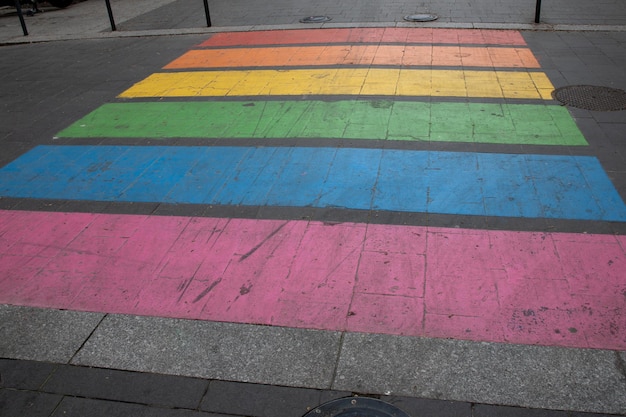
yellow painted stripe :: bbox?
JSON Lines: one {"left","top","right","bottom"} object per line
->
{"left": 119, "top": 69, "right": 555, "bottom": 100}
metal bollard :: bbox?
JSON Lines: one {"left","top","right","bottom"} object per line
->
{"left": 14, "top": 0, "right": 28, "bottom": 36}
{"left": 534, "top": 0, "right": 542, "bottom": 23}
{"left": 102, "top": 0, "right": 210, "bottom": 31}
{"left": 203, "top": 0, "right": 212, "bottom": 27}
{"left": 105, "top": 0, "right": 116, "bottom": 31}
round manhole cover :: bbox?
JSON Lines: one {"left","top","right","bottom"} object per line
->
{"left": 403, "top": 14, "right": 438, "bottom": 22}
{"left": 303, "top": 397, "right": 411, "bottom": 417}
{"left": 552, "top": 85, "right": 626, "bottom": 111}
{"left": 300, "top": 16, "right": 332, "bottom": 23}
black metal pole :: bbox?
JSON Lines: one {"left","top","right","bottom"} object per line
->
{"left": 534, "top": 0, "right": 542, "bottom": 23}
{"left": 105, "top": 0, "right": 117, "bottom": 31}
{"left": 203, "top": 0, "right": 212, "bottom": 27}
{"left": 14, "top": 0, "right": 28, "bottom": 36}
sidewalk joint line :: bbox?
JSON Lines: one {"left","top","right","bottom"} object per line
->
{"left": 67, "top": 313, "right": 109, "bottom": 365}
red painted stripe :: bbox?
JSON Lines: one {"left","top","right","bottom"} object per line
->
{"left": 199, "top": 28, "right": 528, "bottom": 48}
{"left": 1, "top": 210, "right": 624, "bottom": 350}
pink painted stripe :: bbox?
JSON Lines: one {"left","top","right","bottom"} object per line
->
{"left": 0, "top": 209, "right": 624, "bottom": 350}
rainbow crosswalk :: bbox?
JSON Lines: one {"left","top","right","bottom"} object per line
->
{"left": 0, "top": 28, "right": 625, "bottom": 350}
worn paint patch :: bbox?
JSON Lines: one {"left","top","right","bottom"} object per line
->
{"left": 0, "top": 210, "right": 624, "bottom": 350}
{"left": 0, "top": 145, "right": 623, "bottom": 221}
{"left": 57, "top": 101, "right": 587, "bottom": 146}
{"left": 118, "top": 69, "right": 555, "bottom": 100}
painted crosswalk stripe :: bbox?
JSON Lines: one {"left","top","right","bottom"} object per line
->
{"left": 57, "top": 101, "right": 587, "bottom": 146}
{"left": 118, "top": 69, "right": 555, "bottom": 99}
{"left": 1, "top": 209, "right": 624, "bottom": 350}
{"left": 1, "top": 145, "right": 624, "bottom": 221}
{"left": 198, "top": 28, "right": 529, "bottom": 47}
{"left": 165, "top": 45, "right": 540, "bottom": 69}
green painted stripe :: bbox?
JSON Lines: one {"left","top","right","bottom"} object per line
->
{"left": 58, "top": 101, "right": 587, "bottom": 146}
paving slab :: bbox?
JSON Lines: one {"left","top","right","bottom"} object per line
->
{"left": 49, "top": 396, "right": 219, "bottom": 417}
{"left": 0, "top": 304, "right": 103, "bottom": 362}
{"left": 200, "top": 380, "right": 350, "bottom": 417}
{"left": 333, "top": 332, "right": 626, "bottom": 414}
{"left": 0, "top": 358, "right": 59, "bottom": 390}
{"left": 385, "top": 397, "right": 472, "bottom": 417}
{"left": 70, "top": 314, "right": 342, "bottom": 388}
{"left": 0, "top": 389, "right": 63, "bottom": 417}
{"left": 42, "top": 365, "right": 210, "bottom": 409}
{"left": 473, "top": 404, "right": 569, "bottom": 417}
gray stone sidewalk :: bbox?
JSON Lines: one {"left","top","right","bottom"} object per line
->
{"left": 1, "top": 0, "right": 626, "bottom": 45}
{"left": 6, "top": 353, "right": 614, "bottom": 417}
{"left": 2, "top": 305, "right": 626, "bottom": 415}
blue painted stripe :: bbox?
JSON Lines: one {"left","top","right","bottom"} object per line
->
{"left": 1, "top": 145, "right": 625, "bottom": 221}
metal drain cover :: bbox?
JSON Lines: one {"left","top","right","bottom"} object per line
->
{"left": 300, "top": 16, "right": 332, "bottom": 23}
{"left": 303, "top": 397, "right": 411, "bottom": 417}
{"left": 552, "top": 85, "right": 626, "bottom": 111}
{"left": 403, "top": 14, "right": 438, "bottom": 22}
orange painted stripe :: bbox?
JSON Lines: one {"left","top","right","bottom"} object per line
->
{"left": 199, "top": 28, "right": 528, "bottom": 47}
{"left": 165, "top": 45, "right": 539, "bottom": 69}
